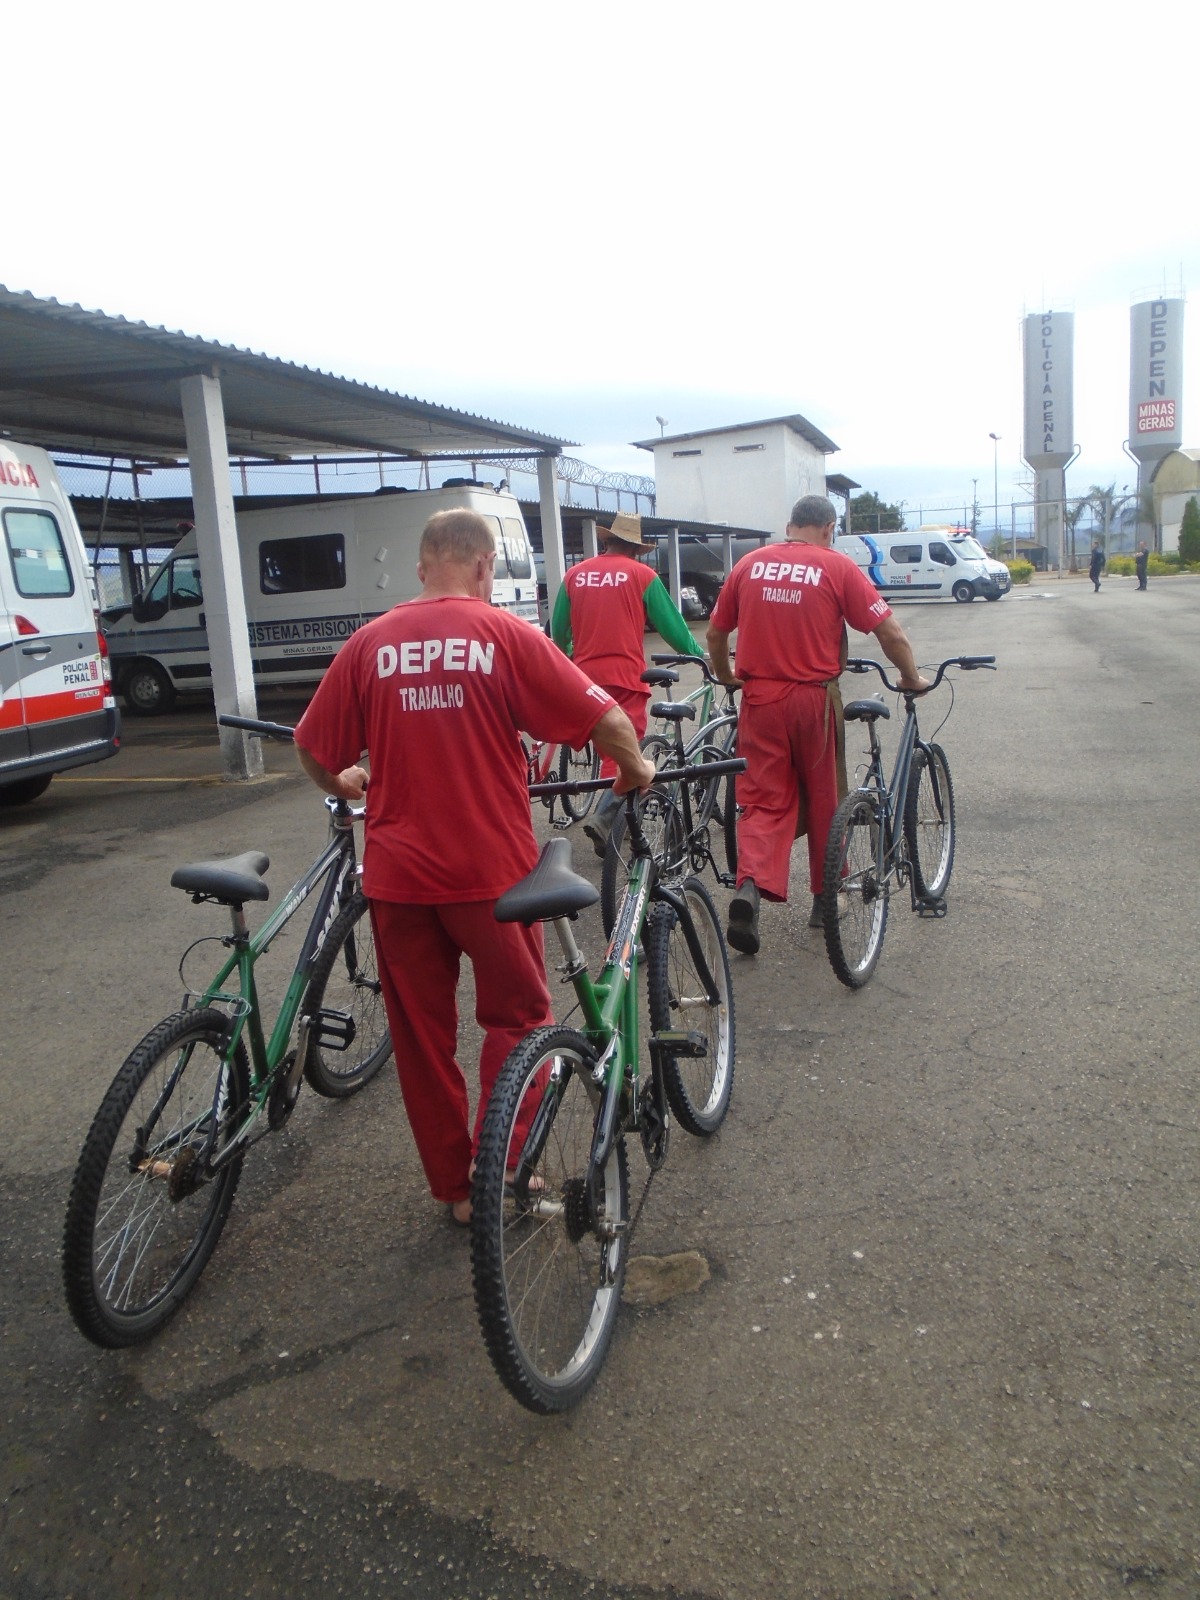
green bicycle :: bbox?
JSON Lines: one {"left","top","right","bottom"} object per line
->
{"left": 471, "top": 756, "right": 744, "bottom": 1413}
{"left": 62, "top": 714, "right": 390, "bottom": 1348}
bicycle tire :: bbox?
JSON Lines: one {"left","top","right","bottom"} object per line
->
{"left": 471, "top": 1026, "right": 629, "bottom": 1414}
{"left": 721, "top": 770, "right": 739, "bottom": 878}
{"left": 822, "top": 792, "right": 889, "bottom": 989}
{"left": 558, "top": 741, "right": 602, "bottom": 822}
{"left": 904, "top": 743, "right": 956, "bottom": 901}
{"left": 686, "top": 742, "right": 730, "bottom": 831}
{"left": 600, "top": 783, "right": 687, "bottom": 938}
{"left": 647, "top": 877, "right": 735, "bottom": 1135}
{"left": 303, "top": 893, "right": 393, "bottom": 1097}
{"left": 62, "top": 1009, "right": 249, "bottom": 1347}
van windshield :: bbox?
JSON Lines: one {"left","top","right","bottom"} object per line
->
{"left": 951, "top": 537, "right": 987, "bottom": 561}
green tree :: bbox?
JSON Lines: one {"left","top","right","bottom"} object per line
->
{"left": 1180, "top": 497, "right": 1200, "bottom": 565}
{"left": 847, "top": 491, "right": 905, "bottom": 535}
{"left": 1084, "top": 482, "right": 1135, "bottom": 553}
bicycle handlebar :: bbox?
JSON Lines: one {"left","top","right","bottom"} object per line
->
{"left": 218, "top": 714, "right": 296, "bottom": 743}
{"left": 650, "top": 653, "right": 738, "bottom": 691}
{"left": 529, "top": 756, "right": 745, "bottom": 800}
{"left": 844, "top": 654, "right": 996, "bottom": 695}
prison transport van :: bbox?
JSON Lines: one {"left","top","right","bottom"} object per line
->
{"left": 0, "top": 442, "right": 120, "bottom": 804}
{"left": 103, "top": 482, "right": 540, "bottom": 714}
{"left": 836, "top": 529, "right": 1004, "bottom": 602}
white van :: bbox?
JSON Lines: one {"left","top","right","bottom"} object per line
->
{"left": 0, "top": 442, "right": 120, "bottom": 804}
{"left": 104, "top": 482, "right": 539, "bottom": 713}
{"left": 836, "top": 530, "right": 1004, "bottom": 602}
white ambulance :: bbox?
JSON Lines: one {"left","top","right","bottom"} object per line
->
{"left": 0, "top": 442, "right": 120, "bottom": 804}
{"left": 103, "top": 481, "right": 540, "bottom": 714}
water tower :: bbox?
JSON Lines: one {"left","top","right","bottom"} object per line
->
{"left": 1127, "top": 297, "right": 1184, "bottom": 549}
{"left": 1022, "top": 310, "right": 1076, "bottom": 569}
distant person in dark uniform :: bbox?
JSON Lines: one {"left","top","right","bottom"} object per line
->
{"left": 1089, "top": 542, "right": 1105, "bottom": 592}
{"left": 1135, "top": 544, "right": 1149, "bottom": 590}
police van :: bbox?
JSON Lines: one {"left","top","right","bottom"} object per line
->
{"left": 836, "top": 529, "right": 1004, "bottom": 602}
{"left": 0, "top": 442, "right": 120, "bottom": 804}
{"left": 103, "top": 482, "right": 540, "bottom": 713}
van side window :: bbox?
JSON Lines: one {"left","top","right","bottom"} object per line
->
{"left": 890, "top": 544, "right": 923, "bottom": 565}
{"left": 260, "top": 534, "right": 346, "bottom": 594}
{"left": 481, "top": 517, "right": 511, "bottom": 580}
{"left": 3, "top": 509, "right": 74, "bottom": 599}
{"left": 928, "top": 542, "right": 956, "bottom": 566}
{"left": 501, "top": 518, "right": 533, "bottom": 579}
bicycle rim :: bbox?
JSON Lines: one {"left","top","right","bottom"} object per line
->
{"left": 63, "top": 1010, "right": 248, "bottom": 1346}
{"left": 823, "top": 795, "right": 889, "bottom": 988}
{"left": 471, "top": 1028, "right": 628, "bottom": 1413}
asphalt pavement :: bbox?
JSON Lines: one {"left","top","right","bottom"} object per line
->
{"left": 2, "top": 574, "right": 1198, "bottom": 1599}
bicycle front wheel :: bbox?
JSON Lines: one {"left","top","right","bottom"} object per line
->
{"left": 471, "top": 1026, "right": 629, "bottom": 1414}
{"left": 600, "top": 785, "right": 687, "bottom": 937}
{"left": 822, "top": 792, "right": 889, "bottom": 989}
{"left": 303, "top": 893, "right": 393, "bottom": 1097}
{"left": 558, "top": 741, "right": 602, "bottom": 821}
{"left": 647, "top": 877, "right": 735, "bottom": 1135}
{"left": 62, "top": 1009, "right": 249, "bottom": 1347}
{"left": 904, "top": 743, "right": 956, "bottom": 900}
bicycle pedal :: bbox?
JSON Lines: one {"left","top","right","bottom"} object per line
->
{"left": 649, "top": 1029, "right": 708, "bottom": 1059}
{"left": 311, "top": 1007, "right": 357, "bottom": 1050}
{"left": 916, "top": 897, "right": 947, "bottom": 919}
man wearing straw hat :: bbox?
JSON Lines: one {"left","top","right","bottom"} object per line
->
{"left": 551, "top": 511, "right": 704, "bottom": 855}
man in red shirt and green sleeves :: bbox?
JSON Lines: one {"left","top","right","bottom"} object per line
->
{"left": 295, "top": 509, "right": 654, "bottom": 1225}
{"left": 550, "top": 511, "right": 703, "bottom": 856}
{"left": 707, "top": 494, "right": 926, "bottom": 957}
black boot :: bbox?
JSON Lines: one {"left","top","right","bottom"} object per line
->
{"left": 727, "top": 879, "right": 761, "bottom": 955}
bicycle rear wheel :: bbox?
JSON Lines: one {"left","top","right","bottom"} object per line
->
{"left": 558, "top": 741, "right": 602, "bottom": 821}
{"left": 303, "top": 893, "right": 392, "bottom": 1097}
{"left": 647, "top": 877, "right": 735, "bottom": 1135}
{"left": 904, "top": 743, "right": 956, "bottom": 900}
{"left": 62, "top": 1009, "right": 249, "bottom": 1347}
{"left": 822, "top": 792, "right": 889, "bottom": 989}
{"left": 471, "top": 1026, "right": 629, "bottom": 1414}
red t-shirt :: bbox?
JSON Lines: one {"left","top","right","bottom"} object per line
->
{"left": 294, "top": 595, "right": 614, "bottom": 904}
{"left": 709, "top": 540, "right": 892, "bottom": 703}
{"left": 565, "top": 553, "right": 656, "bottom": 694}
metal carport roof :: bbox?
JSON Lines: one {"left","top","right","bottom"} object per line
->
{"left": 0, "top": 285, "right": 572, "bottom": 462}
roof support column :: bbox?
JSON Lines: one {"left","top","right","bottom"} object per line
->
{"left": 666, "top": 527, "right": 682, "bottom": 606}
{"left": 582, "top": 517, "right": 599, "bottom": 560}
{"left": 721, "top": 530, "right": 734, "bottom": 579}
{"left": 537, "top": 456, "right": 567, "bottom": 615}
{"left": 180, "top": 372, "right": 263, "bottom": 780}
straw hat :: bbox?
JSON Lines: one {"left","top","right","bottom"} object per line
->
{"left": 601, "top": 512, "right": 650, "bottom": 548}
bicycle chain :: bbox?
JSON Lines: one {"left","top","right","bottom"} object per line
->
{"left": 624, "top": 1160, "right": 657, "bottom": 1252}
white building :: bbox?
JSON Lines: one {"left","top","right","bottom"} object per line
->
{"left": 632, "top": 414, "right": 838, "bottom": 535}
{"left": 1150, "top": 448, "right": 1200, "bottom": 553}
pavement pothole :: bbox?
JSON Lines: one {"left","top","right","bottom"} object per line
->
{"left": 623, "top": 1250, "right": 710, "bottom": 1307}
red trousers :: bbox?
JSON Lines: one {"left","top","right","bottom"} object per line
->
{"left": 590, "top": 684, "right": 648, "bottom": 780}
{"left": 735, "top": 685, "right": 838, "bottom": 902}
{"left": 368, "top": 899, "right": 553, "bottom": 1204}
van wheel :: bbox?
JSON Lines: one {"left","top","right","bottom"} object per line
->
{"left": 952, "top": 582, "right": 975, "bottom": 603}
{"left": 123, "top": 661, "right": 176, "bottom": 716}
{"left": 0, "top": 774, "right": 53, "bottom": 806}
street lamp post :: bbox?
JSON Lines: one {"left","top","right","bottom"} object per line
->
{"left": 988, "top": 433, "right": 1002, "bottom": 557}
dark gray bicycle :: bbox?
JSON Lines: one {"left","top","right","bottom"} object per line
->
{"left": 821, "top": 654, "right": 996, "bottom": 989}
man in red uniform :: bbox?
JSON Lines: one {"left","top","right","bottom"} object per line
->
{"left": 550, "top": 511, "right": 703, "bottom": 855}
{"left": 295, "top": 509, "right": 654, "bottom": 1224}
{"left": 707, "top": 494, "right": 926, "bottom": 956}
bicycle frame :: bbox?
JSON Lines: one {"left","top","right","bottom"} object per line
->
{"left": 522, "top": 769, "right": 735, "bottom": 1203}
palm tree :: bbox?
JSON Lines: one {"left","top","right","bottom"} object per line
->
{"left": 1064, "top": 497, "right": 1090, "bottom": 573}
{"left": 1084, "top": 483, "right": 1135, "bottom": 557}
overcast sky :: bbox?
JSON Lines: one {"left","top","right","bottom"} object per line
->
{"left": 6, "top": 0, "right": 1197, "bottom": 522}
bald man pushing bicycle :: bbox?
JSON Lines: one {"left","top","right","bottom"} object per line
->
{"left": 706, "top": 494, "right": 927, "bottom": 956}
{"left": 295, "top": 509, "right": 654, "bottom": 1225}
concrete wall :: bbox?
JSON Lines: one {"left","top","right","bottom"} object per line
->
{"left": 649, "top": 423, "right": 827, "bottom": 534}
